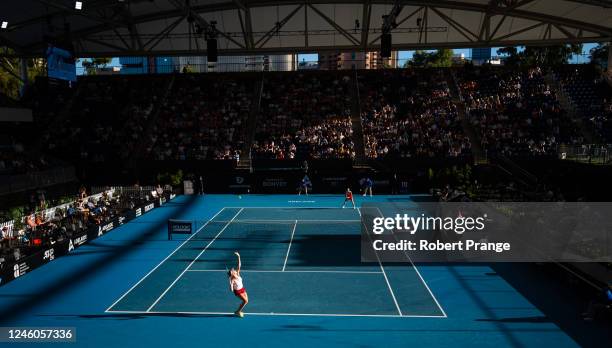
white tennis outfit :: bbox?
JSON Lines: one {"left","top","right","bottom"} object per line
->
{"left": 231, "top": 276, "right": 244, "bottom": 291}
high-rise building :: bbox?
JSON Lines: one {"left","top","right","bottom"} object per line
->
{"left": 318, "top": 51, "right": 398, "bottom": 70}
{"left": 471, "top": 48, "right": 492, "bottom": 66}
{"left": 119, "top": 55, "right": 297, "bottom": 74}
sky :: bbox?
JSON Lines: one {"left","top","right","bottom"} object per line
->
{"left": 76, "top": 43, "right": 600, "bottom": 74}
{"left": 298, "top": 43, "right": 598, "bottom": 64}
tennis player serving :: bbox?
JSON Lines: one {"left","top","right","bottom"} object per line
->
{"left": 228, "top": 251, "right": 248, "bottom": 317}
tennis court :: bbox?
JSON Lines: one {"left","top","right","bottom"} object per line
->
{"left": 0, "top": 194, "right": 587, "bottom": 347}
{"left": 107, "top": 207, "right": 446, "bottom": 318}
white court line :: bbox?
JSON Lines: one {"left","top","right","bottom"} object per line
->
{"left": 145, "top": 208, "right": 244, "bottom": 312}
{"left": 215, "top": 219, "right": 361, "bottom": 223}
{"left": 105, "top": 207, "right": 227, "bottom": 312}
{"left": 223, "top": 207, "right": 355, "bottom": 209}
{"left": 374, "top": 206, "right": 447, "bottom": 318}
{"left": 105, "top": 310, "right": 445, "bottom": 318}
{"left": 186, "top": 269, "right": 383, "bottom": 274}
{"left": 359, "top": 207, "right": 403, "bottom": 317}
{"left": 282, "top": 220, "right": 298, "bottom": 271}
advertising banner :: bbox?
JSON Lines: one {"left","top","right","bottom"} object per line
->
{"left": 0, "top": 194, "right": 174, "bottom": 287}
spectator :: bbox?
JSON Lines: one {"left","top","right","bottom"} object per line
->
{"left": 252, "top": 73, "right": 355, "bottom": 160}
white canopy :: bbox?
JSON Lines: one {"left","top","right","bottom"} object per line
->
{"left": 1, "top": 0, "right": 611, "bottom": 57}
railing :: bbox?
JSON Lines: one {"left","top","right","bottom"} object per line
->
{"left": 0, "top": 188, "right": 116, "bottom": 238}
{"left": 490, "top": 154, "right": 539, "bottom": 189}
{"left": 559, "top": 144, "right": 612, "bottom": 165}
{"left": 91, "top": 186, "right": 157, "bottom": 199}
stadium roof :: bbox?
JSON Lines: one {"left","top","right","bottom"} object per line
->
{"left": 1, "top": 0, "right": 611, "bottom": 57}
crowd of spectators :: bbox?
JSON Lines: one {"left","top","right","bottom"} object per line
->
{"left": 459, "top": 66, "right": 581, "bottom": 157}
{"left": 0, "top": 186, "right": 164, "bottom": 270}
{"left": 39, "top": 75, "right": 168, "bottom": 162}
{"left": 359, "top": 69, "right": 471, "bottom": 159}
{"left": 555, "top": 65, "right": 612, "bottom": 142}
{"left": 10, "top": 65, "right": 609, "bottom": 166}
{"left": 147, "top": 74, "right": 252, "bottom": 160}
{"left": 251, "top": 72, "right": 355, "bottom": 160}
{"left": 0, "top": 124, "right": 55, "bottom": 176}
{"left": 0, "top": 141, "right": 50, "bottom": 175}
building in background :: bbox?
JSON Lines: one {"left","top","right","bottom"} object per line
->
{"left": 118, "top": 55, "right": 296, "bottom": 74}
{"left": 176, "top": 55, "right": 296, "bottom": 73}
{"left": 118, "top": 57, "right": 175, "bottom": 74}
{"left": 471, "top": 47, "right": 492, "bottom": 65}
{"left": 118, "top": 57, "right": 146, "bottom": 74}
{"left": 452, "top": 52, "right": 467, "bottom": 65}
{"left": 319, "top": 51, "right": 398, "bottom": 70}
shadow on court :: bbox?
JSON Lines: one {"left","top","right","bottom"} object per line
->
{"left": 265, "top": 325, "right": 565, "bottom": 334}
{"left": 36, "top": 313, "right": 232, "bottom": 320}
{"left": 476, "top": 316, "right": 550, "bottom": 323}
{"left": 287, "top": 234, "right": 364, "bottom": 268}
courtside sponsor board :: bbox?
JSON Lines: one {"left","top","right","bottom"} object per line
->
{"left": 0, "top": 193, "right": 176, "bottom": 287}
{"left": 168, "top": 220, "right": 192, "bottom": 234}
{"left": 361, "top": 202, "right": 612, "bottom": 263}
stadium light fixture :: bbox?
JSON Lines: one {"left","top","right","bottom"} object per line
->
{"left": 1, "top": 21, "right": 7, "bottom": 29}
{"left": 75, "top": 1, "right": 83, "bottom": 10}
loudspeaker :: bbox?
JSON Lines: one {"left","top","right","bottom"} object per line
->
{"left": 381, "top": 33, "right": 391, "bottom": 58}
{"left": 207, "top": 38, "right": 218, "bottom": 62}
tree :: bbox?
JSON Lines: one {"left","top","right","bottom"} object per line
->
{"left": 80, "top": 57, "right": 112, "bottom": 75}
{"left": 496, "top": 46, "right": 522, "bottom": 66}
{"left": 431, "top": 49, "right": 453, "bottom": 67}
{"left": 410, "top": 50, "right": 431, "bottom": 67}
{"left": 406, "top": 49, "right": 454, "bottom": 68}
{"left": 590, "top": 43, "right": 609, "bottom": 69}
{"left": 497, "top": 44, "right": 583, "bottom": 67}
{"left": 0, "top": 47, "right": 47, "bottom": 99}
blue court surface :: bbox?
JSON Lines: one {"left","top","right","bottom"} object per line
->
{"left": 0, "top": 195, "right": 593, "bottom": 347}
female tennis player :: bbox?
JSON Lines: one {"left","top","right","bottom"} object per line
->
{"left": 341, "top": 188, "right": 356, "bottom": 209}
{"left": 228, "top": 251, "right": 248, "bottom": 317}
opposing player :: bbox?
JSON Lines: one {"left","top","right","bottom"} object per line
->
{"left": 298, "top": 175, "right": 311, "bottom": 195}
{"left": 362, "top": 177, "right": 373, "bottom": 197}
{"left": 228, "top": 251, "right": 248, "bottom": 317}
{"left": 342, "top": 188, "right": 356, "bottom": 209}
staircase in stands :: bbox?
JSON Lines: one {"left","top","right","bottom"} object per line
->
{"left": 447, "top": 69, "right": 488, "bottom": 165}
{"left": 237, "top": 72, "right": 264, "bottom": 170}
{"left": 544, "top": 71, "right": 601, "bottom": 144}
{"left": 349, "top": 70, "right": 370, "bottom": 169}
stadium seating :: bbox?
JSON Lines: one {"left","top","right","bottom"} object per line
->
{"left": 458, "top": 66, "right": 581, "bottom": 157}
{"left": 252, "top": 72, "right": 355, "bottom": 160}
{"left": 146, "top": 74, "right": 254, "bottom": 160}
{"left": 554, "top": 65, "right": 612, "bottom": 141}
{"left": 17, "top": 65, "right": 609, "bottom": 165}
{"left": 358, "top": 69, "right": 471, "bottom": 158}
{"left": 39, "top": 75, "right": 168, "bottom": 162}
